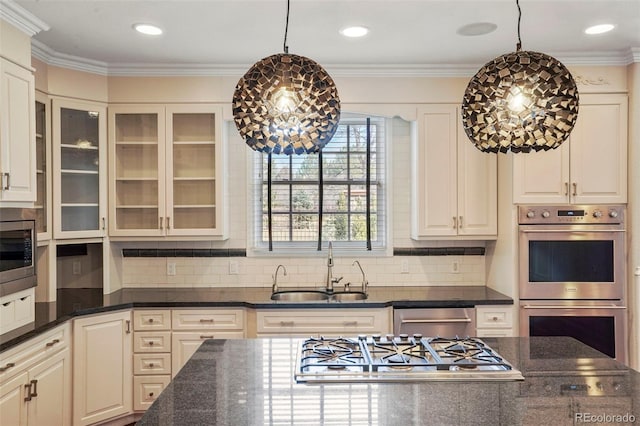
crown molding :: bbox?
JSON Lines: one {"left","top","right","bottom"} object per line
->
{"left": 0, "top": 0, "right": 49, "bottom": 36}
{"left": 31, "top": 39, "right": 640, "bottom": 78}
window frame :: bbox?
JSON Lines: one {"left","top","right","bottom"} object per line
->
{"left": 247, "top": 114, "right": 391, "bottom": 257}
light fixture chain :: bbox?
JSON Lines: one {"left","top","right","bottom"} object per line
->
{"left": 283, "top": 0, "right": 290, "bottom": 53}
{"left": 516, "top": 0, "right": 522, "bottom": 51}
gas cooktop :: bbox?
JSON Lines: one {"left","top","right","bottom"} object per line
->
{"left": 295, "top": 335, "right": 524, "bottom": 383}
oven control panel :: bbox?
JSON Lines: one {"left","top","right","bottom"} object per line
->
{"left": 518, "top": 205, "right": 625, "bottom": 224}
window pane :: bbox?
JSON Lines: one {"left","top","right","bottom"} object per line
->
{"left": 349, "top": 185, "right": 367, "bottom": 212}
{"left": 269, "top": 185, "right": 290, "bottom": 212}
{"left": 292, "top": 214, "right": 318, "bottom": 241}
{"left": 324, "top": 185, "right": 348, "bottom": 213}
{"left": 291, "top": 155, "right": 319, "bottom": 181}
{"left": 292, "top": 186, "right": 318, "bottom": 212}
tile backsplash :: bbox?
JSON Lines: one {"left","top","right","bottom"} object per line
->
{"left": 122, "top": 254, "right": 486, "bottom": 288}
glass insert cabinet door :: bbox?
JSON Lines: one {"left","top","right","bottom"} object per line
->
{"left": 35, "top": 93, "right": 51, "bottom": 240}
{"left": 108, "top": 104, "right": 225, "bottom": 237}
{"left": 52, "top": 99, "right": 107, "bottom": 238}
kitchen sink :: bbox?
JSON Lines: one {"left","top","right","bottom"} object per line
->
{"left": 270, "top": 290, "right": 331, "bottom": 302}
{"left": 330, "top": 291, "right": 368, "bottom": 302}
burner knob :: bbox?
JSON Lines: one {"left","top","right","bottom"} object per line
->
{"left": 593, "top": 210, "right": 603, "bottom": 218}
{"left": 399, "top": 333, "right": 409, "bottom": 340}
{"left": 595, "top": 381, "right": 604, "bottom": 391}
{"left": 386, "top": 334, "right": 395, "bottom": 341}
{"left": 541, "top": 210, "right": 550, "bottom": 218}
{"left": 609, "top": 210, "right": 619, "bottom": 218}
{"left": 526, "top": 210, "right": 535, "bottom": 218}
{"left": 544, "top": 383, "right": 551, "bottom": 392}
{"left": 413, "top": 333, "right": 422, "bottom": 340}
{"left": 357, "top": 334, "right": 367, "bottom": 341}
{"left": 372, "top": 334, "right": 381, "bottom": 341}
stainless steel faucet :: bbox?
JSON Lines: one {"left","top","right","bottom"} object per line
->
{"left": 352, "top": 260, "right": 368, "bottom": 294}
{"left": 326, "top": 242, "right": 342, "bottom": 292}
{"left": 272, "top": 264, "right": 287, "bottom": 293}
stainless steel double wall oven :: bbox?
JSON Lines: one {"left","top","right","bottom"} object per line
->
{"left": 518, "top": 205, "right": 627, "bottom": 363}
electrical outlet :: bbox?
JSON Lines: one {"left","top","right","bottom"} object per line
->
{"left": 452, "top": 261, "right": 460, "bottom": 273}
{"left": 401, "top": 259, "right": 409, "bottom": 274}
{"left": 167, "top": 262, "right": 176, "bottom": 276}
{"left": 72, "top": 260, "right": 81, "bottom": 275}
{"left": 229, "top": 260, "right": 239, "bottom": 275}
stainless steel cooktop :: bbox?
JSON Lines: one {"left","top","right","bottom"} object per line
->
{"left": 295, "top": 335, "right": 524, "bottom": 383}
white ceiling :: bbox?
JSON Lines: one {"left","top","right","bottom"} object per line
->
{"left": 8, "top": 0, "right": 640, "bottom": 76}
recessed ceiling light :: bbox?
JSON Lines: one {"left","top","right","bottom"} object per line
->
{"left": 584, "top": 24, "right": 615, "bottom": 35}
{"left": 457, "top": 22, "right": 498, "bottom": 37}
{"left": 133, "top": 23, "right": 163, "bottom": 36}
{"left": 340, "top": 26, "right": 369, "bottom": 38}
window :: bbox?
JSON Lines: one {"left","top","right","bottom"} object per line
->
{"left": 251, "top": 114, "right": 387, "bottom": 252}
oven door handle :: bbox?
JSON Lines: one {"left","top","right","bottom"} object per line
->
{"left": 519, "top": 229, "right": 625, "bottom": 233}
{"left": 522, "top": 305, "right": 626, "bottom": 309}
{"left": 400, "top": 318, "right": 471, "bottom": 324}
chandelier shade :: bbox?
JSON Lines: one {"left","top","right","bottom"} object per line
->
{"left": 233, "top": 53, "right": 341, "bottom": 155}
{"left": 461, "top": 50, "right": 579, "bottom": 153}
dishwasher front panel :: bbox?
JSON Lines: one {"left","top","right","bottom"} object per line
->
{"left": 393, "top": 308, "right": 476, "bottom": 337}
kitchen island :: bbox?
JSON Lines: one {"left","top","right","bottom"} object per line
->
{"left": 138, "top": 336, "right": 639, "bottom": 426}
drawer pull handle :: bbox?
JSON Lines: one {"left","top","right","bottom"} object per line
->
{"left": 199, "top": 319, "right": 215, "bottom": 323}
{"left": 24, "top": 380, "right": 38, "bottom": 401}
{"left": 126, "top": 320, "right": 131, "bottom": 334}
{"left": 2, "top": 302, "right": 11, "bottom": 307}
{"left": 400, "top": 318, "right": 471, "bottom": 324}
{"left": 46, "top": 339, "right": 60, "bottom": 347}
{"left": 280, "top": 321, "right": 294, "bottom": 326}
{"left": 200, "top": 335, "right": 214, "bottom": 339}
{"left": 30, "top": 379, "right": 38, "bottom": 398}
{"left": 0, "top": 362, "right": 15, "bottom": 372}
{"left": 343, "top": 321, "right": 358, "bottom": 326}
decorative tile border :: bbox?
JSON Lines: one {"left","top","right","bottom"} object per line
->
{"left": 122, "top": 249, "right": 247, "bottom": 258}
{"left": 393, "top": 247, "right": 485, "bottom": 256}
{"left": 122, "top": 247, "right": 483, "bottom": 257}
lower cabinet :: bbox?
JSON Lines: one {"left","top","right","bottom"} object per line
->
{"left": 255, "top": 308, "right": 392, "bottom": 337}
{"left": 475, "top": 305, "right": 515, "bottom": 337}
{"left": 171, "top": 309, "right": 245, "bottom": 376}
{"left": 0, "top": 323, "right": 71, "bottom": 426}
{"left": 73, "top": 310, "right": 132, "bottom": 426}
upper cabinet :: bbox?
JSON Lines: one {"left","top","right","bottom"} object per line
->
{"left": 108, "top": 104, "right": 226, "bottom": 238}
{"left": 52, "top": 98, "right": 107, "bottom": 239}
{"left": 0, "top": 58, "right": 36, "bottom": 206}
{"left": 35, "top": 92, "right": 51, "bottom": 240}
{"left": 513, "top": 93, "right": 628, "bottom": 204}
{"left": 412, "top": 105, "right": 497, "bottom": 239}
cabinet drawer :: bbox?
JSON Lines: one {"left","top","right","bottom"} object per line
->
{"left": 133, "top": 310, "right": 171, "bottom": 331}
{"left": 172, "top": 309, "right": 244, "bottom": 331}
{"left": 256, "top": 309, "right": 389, "bottom": 335}
{"left": 134, "top": 331, "right": 171, "bottom": 352}
{"left": 0, "top": 323, "right": 69, "bottom": 382}
{"left": 476, "top": 306, "right": 514, "bottom": 329}
{"left": 133, "top": 375, "right": 170, "bottom": 411}
{"left": 476, "top": 329, "right": 513, "bottom": 338}
{"left": 133, "top": 353, "right": 172, "bottom": 375}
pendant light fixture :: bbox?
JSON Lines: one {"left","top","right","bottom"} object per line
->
{"left": 232, "top": 0, "right": 341, "bottom": 155}
{"left": 461, "top": 0, "right": 579, "bottom": 153}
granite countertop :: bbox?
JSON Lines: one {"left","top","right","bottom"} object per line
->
{"left": 138, "top": 336, "right": 640, "bottom": 426}
{"left": 1, "top": 286, "right": 512, "bottom": 351}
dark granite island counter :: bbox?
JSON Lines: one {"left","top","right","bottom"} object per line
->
{"left": 138, "top": 337, "right": 639, "bottom": 426}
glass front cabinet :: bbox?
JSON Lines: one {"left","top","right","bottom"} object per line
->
{"left": 52, "top": 98, "right": 107, "bottom": 239}
{"left": 35, "top": 92, "right": 51, "bottom": 240}
{"left": 108, "top": 104, "right": 225, "bottom": 237}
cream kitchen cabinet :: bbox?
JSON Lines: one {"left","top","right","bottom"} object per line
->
{"left": 52, "top": 98, "right": 107, "bottom": 239}
{"left": 412, "top": 105, "right": 497, "bottom": 239}
{"left": 73, "top": 310, "right": 132, "bottom": 426}
{"left": 255, "top": 308, "right": 392, "bottom": 337}
{"left": 34, "top": 92, "right": 51, "bottom": 240}
{"left": 171, "top": 309, "right": 245, "bottom": 376}
{"left": 475, "top": 305, "right": 515, "bottom": 337}
{"left": 513, "top": 94, "right": 628, "bottom": 204}
{"left": 0, "top": 323, "right": 71, "bottom": 426}
{"left": 0, "top": 58, "right": 36, "bottom": 206}
{"left": 108, "top": 104, "right": 226, "bottom": 238}
{"left": 132, "top": 309, "right": 171, "bottom": 411}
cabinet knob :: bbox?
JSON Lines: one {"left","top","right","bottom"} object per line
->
{"left": 148, "top": 363, "right": 155, "bottom": 368}
{"left": 492, "top": 316, "right": 499, "bottom": 321}
{"left": 149, "top": 392, "right": 154, "bottom": 397}
{"left": 148, "top": 341, "right": 154, "bottom": 346}
{"left": 148, "top": 318, "right": 154, "bottom": 323}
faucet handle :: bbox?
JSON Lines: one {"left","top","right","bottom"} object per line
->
{"left": 332, "top": 276, "right": 343, "bottom": 284}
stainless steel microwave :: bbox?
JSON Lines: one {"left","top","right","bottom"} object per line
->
{"left": 0, "top": 209, "right": 37, "bottom": 297}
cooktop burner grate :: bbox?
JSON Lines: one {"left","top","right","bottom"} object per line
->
{"left": 295, "top": 335, "right": 524, "bottom": 383}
